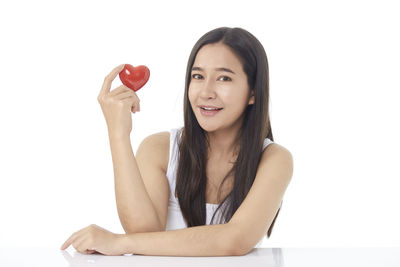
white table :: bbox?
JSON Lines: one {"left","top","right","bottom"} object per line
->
{"left": 0, "top": 247, "right": 399, "bottom": 266}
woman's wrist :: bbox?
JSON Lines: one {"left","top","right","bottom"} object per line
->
{"left": 117, "top": 233, "right": 135, "bottom": 255}
{"left": 108, "top": 131, "right": 131, "bottom": 142}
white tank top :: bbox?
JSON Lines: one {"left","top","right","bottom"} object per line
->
{"left": 165, "top": 127, "right": 274, "bottom": 248}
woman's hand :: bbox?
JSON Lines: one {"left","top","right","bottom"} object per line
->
{"left": 60, "top": 224, "right": 126, "bottom": 256}
{"left": 97, "top": 64, "right": 141, "bottom": 138}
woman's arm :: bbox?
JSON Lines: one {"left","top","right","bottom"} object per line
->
{"left": 109, "top": 134, "right": 163, "bottom": 233}
{"left": 119, "top": 223, "right": 240, "bottom": 256}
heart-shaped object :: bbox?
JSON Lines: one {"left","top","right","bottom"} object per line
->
{"left": 119, "top": 64, "right": 150, "bottom": 92}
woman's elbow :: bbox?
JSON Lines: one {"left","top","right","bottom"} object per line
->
{"left": 225, "top": 229, "right": 253, "bottom": 256}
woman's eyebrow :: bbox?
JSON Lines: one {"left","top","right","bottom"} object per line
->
{"left": 191, "top": 66, "right": 236, "bottom": 74}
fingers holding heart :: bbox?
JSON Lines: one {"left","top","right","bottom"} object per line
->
{"left": 113, "top": 90, "right": 135, "bottom": 100}
{"left": 108, "top": 85, "right": 132, "bottom": 97}
{"left": 99, "top": 63, "right": 149, "bottom": 99}
{"left": 99, "top": 64, "right": 125, "bottom": 97}
{"left": 106, "top": 85, "right": 140, "bottom": 113}
{"left": 100, "top": 64, "right": 147, "bottom": 114}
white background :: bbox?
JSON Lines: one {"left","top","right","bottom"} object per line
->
{"left": 0, "top": 0, "right": 399, "bottom": 248}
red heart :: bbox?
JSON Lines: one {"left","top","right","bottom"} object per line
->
{"left": 119, "top": 64, "right": 150, "bottom": 92}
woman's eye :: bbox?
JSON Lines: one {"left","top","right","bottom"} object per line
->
{"left": 192, "top": 74, "right": 202, "bottom": 79}
{"left": 219, "top": 76, "right": 232, "bottom": 81}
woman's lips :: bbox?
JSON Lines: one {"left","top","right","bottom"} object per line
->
{"left": 199, "top": 107, "right": 223, "bottom": 116}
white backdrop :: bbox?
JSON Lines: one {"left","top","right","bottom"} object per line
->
{"left": 0, "top": 0, "right": 399, "bottom": 248}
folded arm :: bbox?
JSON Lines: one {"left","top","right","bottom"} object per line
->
{"left": 119, "top": 223, "right": 241, "bottom": 256}
{"left": 118, "top": 143, "right": 293, "bottom": 257}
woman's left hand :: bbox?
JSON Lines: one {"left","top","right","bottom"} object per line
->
{"left": 60, "top": 224, "right": 126, "bottom": 256}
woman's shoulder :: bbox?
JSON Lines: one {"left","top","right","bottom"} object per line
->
{"left": 262, "top": 142, "right": 293, "bottom": 165}
{"left": 257, "top": 142, "right": 293, "bottom": 184}
{"left": 148, "top": 131, "right": 170, "bottom": 140}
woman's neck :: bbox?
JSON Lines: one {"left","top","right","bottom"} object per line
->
{"left": 206, "top": 128, "right": 240, "bottom": 162}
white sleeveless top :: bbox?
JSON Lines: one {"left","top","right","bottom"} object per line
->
{"left": 165, "top": 127, "right": 274, "bottom": 248}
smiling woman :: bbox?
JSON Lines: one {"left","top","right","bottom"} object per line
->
{"left": 60, "top": 27, "right": 293, "bottom": 257}
{"left": 176, "top": 27, "right": 292, "bottom": 247}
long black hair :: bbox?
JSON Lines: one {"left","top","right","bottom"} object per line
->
{"left": 175, "top": 27, "right": 280, "bottom": 238}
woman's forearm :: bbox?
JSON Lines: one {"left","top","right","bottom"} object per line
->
{"left": 108, "top": 134, "right": 162, "bottom": 234}
{"left": 119, "top": 223, "right": 241, "bottom": 256}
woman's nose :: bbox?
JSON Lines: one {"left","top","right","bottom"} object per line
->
{"left": 199, "top": 78, "right": 217, "bottom": 98}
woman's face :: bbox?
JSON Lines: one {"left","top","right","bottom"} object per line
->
{"left": 188, "top": 42, "right": 254, "bottom": 132}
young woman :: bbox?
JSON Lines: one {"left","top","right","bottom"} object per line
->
{"left": 60, "top": 27, "right": 293, "bottom": 257}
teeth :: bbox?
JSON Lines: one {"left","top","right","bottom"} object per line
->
{"left": 202, "top": 107, "right": 220, "bottom": 110}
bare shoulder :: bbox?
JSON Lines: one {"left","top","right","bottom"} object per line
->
{"left": 140, "top": 131, "right": 170, "bottom": 172}
{"left": 260, "top": 142, "right": 294, "bottom": 181}
{"left": 263, "top": 142, "right": 292, "bottom": 158}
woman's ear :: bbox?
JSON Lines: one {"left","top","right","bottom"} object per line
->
{"left": 248, "top": 90, "right": 255, "bottom": 105}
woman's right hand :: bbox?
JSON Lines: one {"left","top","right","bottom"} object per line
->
{"left": 97, "top": 64, "right": 141, "bottom": 139}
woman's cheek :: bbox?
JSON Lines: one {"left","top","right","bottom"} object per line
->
{"left": 188, "top": 84, "right": 199, "bottom": 99}
{"left": 188, "top": 86, "right": 197, "bottom": 107}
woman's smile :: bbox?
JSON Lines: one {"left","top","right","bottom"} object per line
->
{"left": 199, "top": 107, "right": 223, "bottom": 117}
